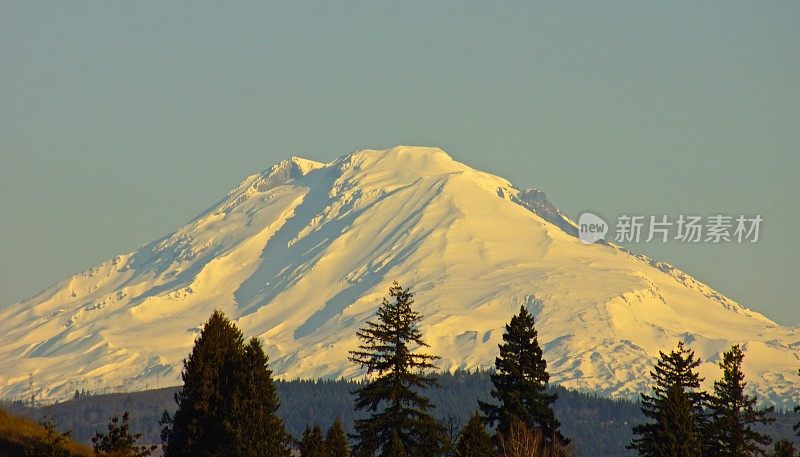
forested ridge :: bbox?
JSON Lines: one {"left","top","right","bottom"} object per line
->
{"left": 4, "top": 373, "right": 798, "bottom": 456}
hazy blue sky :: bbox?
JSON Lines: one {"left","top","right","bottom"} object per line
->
{"left": 1, "top": 2, "right": 798, "bottom": 325}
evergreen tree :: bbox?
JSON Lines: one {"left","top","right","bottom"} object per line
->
{"left": 479, "top": 305, "right": 566, "bottom": 445}
{"left": 235, "top": 336, "right": 290, "bottom": 455}
{"left": 652, "top": 383, "right": 702, "bottom": 457}
{"left": 386, "top": 431, "right": 408, "bottom": 457}
{"left": 794, "top": 369, "right": 800, "bottom": 439}
{"left": 92, "top": 411, "right": 156, "bottom": 457}
{"left": 454, "top": 411, "right": 494, "bottom": 457}
{"left": 326, "top": 417, "right": 350, "bottom": 457}
{"left": 771, "top": 440, "right": 796, "bottom": 457}
{"left": 300, "top": 424, "right": 330, "bottom": 457}
{"left": 707, "top": 344, "right": 774, "bottom": 456}
{"left": 628, "top": 341, "right": 708, "bottom": 457}
{"left": 158, "top": 410, "right": 172, "bottom": 452}
{"left": 161, "top": 310, "right": 290, "bottom": 457}
{"left": 348, "top": 282, "right": 446, "bottom": 457}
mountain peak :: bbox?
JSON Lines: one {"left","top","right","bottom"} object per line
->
{"left": 1, "top": 147, "right": 797, "bottom": 407}
{"left": 286, "top": 156, "right": 325, "bottom": 175}
{"left": 266, "top": 156, "right": 324, "bottom": 181}
{"left": 335, "top": 146, "right": 457, "bottom": 173}
{"left": 231, "top": 156, "right": 324, "bottom": 195}
{"left": 351, "top": 145, "right": 451, "bottom": 159}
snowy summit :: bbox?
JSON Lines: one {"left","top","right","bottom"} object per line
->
{"left": 0, "top": 146, "right": 797, "bottom": 405}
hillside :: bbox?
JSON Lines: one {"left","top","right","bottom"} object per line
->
{"left": 0, "top": 406, "right": 92, "bottom": 457}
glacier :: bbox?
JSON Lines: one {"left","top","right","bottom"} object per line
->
{"left": 0, "top": 146, "right": 797, "bottom": 407}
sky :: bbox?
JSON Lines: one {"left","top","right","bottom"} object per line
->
{"left": 1, "top": 2, "right": 798, "bottom": 325}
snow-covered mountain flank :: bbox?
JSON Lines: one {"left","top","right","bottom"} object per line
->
{"left": 1, "top": 146, "right": 797, "bottom": 406}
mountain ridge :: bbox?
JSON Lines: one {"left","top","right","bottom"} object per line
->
{"left": 1, "top": 146, "right": 797, "bottom": 407}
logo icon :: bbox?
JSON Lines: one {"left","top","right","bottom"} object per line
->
{"left": 578, "top": 212, "right": 608, "bottom": 245}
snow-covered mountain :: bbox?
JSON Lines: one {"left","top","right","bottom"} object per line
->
{"left": 1, "top": 146, "right": 797, "bottom": 406}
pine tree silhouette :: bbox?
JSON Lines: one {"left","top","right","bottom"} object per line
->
{"left": 348, "top": 282, "right": 446, "bottom": 457}
{"left": 326, "top": 417, "right": 350, "bottom": 457}
{"left": 300, "top": 424, "right": 330, "bottom": 457}
{"left": 160, "top": 310, "right": 290, "bottom": 457}
{"left": 479, "top": 305, "right": 567, "bottom": 445}
{"left": 652, "top": 383, "right": 702, "bottom": 457}
{"left": 794, "top": 369, "right": 800, "bottom": 439}
{"left": 707, "top": 344, "right": 774, "bottom": 456}
{"left": 454, "top": 411, "right": 493, "bottom": 457}
{"left": 92, "top": 411, "right": 156, "bottom": 457}
{"left": 628, "top": 341, "right": 708, "bottom": 457}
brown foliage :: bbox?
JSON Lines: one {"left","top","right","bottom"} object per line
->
{"left": 496, "top": 420, "right": 573, "bottom": 457}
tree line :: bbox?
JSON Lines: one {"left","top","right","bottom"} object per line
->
{"left": 19, "top": 282, "right": 800, "bottom": 456}
{"left": 156, "top": 281, "right": 571, "bottom": 456}
{"left": 629, "top": 341, "right": 800, "bottom": 457}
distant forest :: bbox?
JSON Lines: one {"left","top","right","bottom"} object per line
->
{"left": 3, "top": 371, "right": 798, "bottom": 457}
{"left": 4, "top": 285, "right": 799, "bottom": 457}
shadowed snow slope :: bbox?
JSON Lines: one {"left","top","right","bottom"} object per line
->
{"left": 1, "top": 146, "right": 797, "bottom": 406}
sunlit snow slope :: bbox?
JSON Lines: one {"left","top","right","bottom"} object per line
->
{"left": 1, "top": 147, "right": 797, "bottom": 406}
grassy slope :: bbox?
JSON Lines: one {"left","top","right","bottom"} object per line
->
{"left": 0, "top": 406, "right": 92, "bottom": 457}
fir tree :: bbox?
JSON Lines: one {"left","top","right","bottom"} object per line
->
{"left": 628, "top": 341, "right": 708, "bottom": 457}
{"left": 454, "top": 411, "right": 494, "bottom": 457}
{"left": 479, "top": 305, "right": 566, "bottom": 445}
{"left": 158, "top": 410, "right": 172, "bottom": 452}
{"left": 234, "top": 336, "right": 290, "bottom": 455}
{"left": 652, "top": 383, "right": 702, "bottom": 457}
{"left": 161, "top": 310, "right": 290, "bottom": 457}
{"left": 326, "top": 417, "right": 350, "bottom": 457}
{"left": 386, "top": 431, "right": 408, "bottom": 457}
{"left": 707, "top": 344, "right": 774, "bottom": 456}
{"left": 300, "top": 424, "right": 330, "bottom": 457}
{"left": 794, "top": 369, "right": 799, "bottom": 439}
{"left": 771, "top": 440, "right": 796, "bottom": 457}
{"left": 92, "top": 411, "right": 156, "bottom": 457}
{"left": 348, "top": 282, "right": 446, "bottom": 457}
